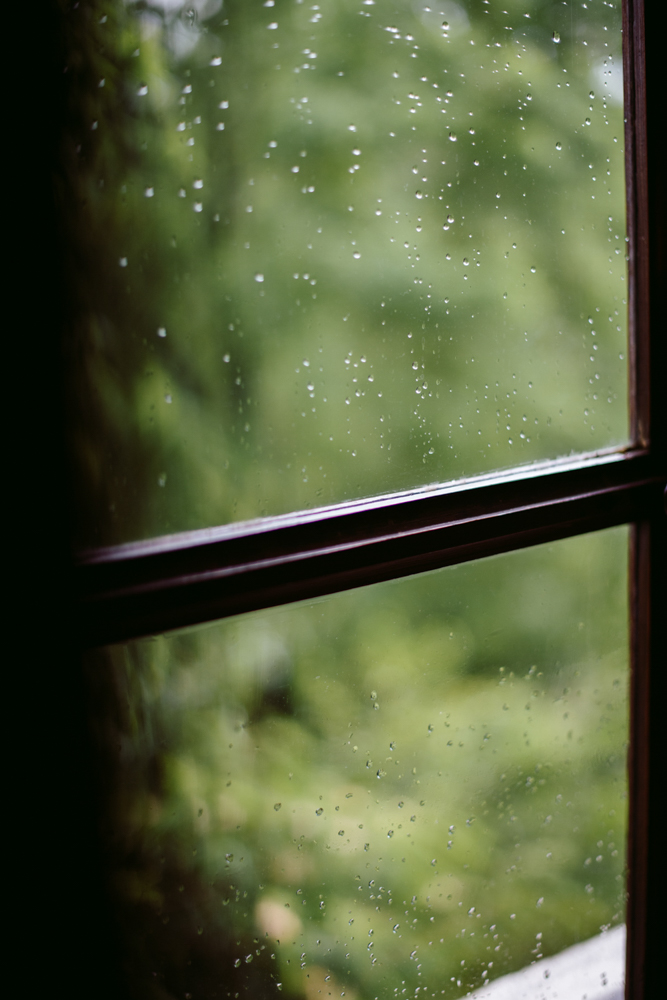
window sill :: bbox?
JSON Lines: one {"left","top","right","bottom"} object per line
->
{"left": 458, "top": 924, "right": 625, "bottom": 1000}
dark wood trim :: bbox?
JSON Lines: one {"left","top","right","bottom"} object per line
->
{"left": 625, "top": 0, "right": 667, "bottom": 990}
{"left": 625, "top": 521, "right": 650, "bottom": 1000}
{"left": 77, "top": 449, "right": 664, "bottom": 646}
{"left": 624, "top": 0, "right": 649, "bottom": 450}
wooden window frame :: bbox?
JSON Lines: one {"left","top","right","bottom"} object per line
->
{"left": 26, "top": 0, "right": 664, "bottom": 996}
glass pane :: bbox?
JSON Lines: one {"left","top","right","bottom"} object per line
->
{"left": 85, "top": 525, "right": 629, "bottom": 997}
{"left": 65, "top": 1, "right": 628, "bottom": 546}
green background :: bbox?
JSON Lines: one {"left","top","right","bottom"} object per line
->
{"left": 61, "top": 0, "right": 627, "bottom": 547}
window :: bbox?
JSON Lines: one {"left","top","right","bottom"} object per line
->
{"left": 31, "top": 0, "right": 664, "bottom": 997}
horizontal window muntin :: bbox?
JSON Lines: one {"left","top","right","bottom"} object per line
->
{"left": 77, "top": 447, "right": 662, "bottom": 646}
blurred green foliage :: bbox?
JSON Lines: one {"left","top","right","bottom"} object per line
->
{"left": 87, "top": 526, "right": 628, "bottom": 999}
{"left": 60, "top": 0, "right": 627, "bottom": 547}
{"left": 64, "top": 1, "right": 630, "bottom": 995}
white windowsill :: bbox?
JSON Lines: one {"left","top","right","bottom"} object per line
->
{"left": 457, "top": 924, "right": 625, "bottom": 1000}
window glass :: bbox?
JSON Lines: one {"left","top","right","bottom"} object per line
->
{"left": 85, "top": 525, "right": 628, "bottom": 997}
{"left": 65, "top": 0, "right": 628, "bottom": 547}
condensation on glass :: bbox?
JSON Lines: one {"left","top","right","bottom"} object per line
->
{"left": 85, "top": 526, "right": 629, "bottom": 997}
{"left": 65, "top": 0, "right": 628, "bottom": 545}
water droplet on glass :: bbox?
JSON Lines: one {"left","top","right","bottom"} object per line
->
{"left": 449, "top": 132, "right": 457, "bottom": 142}
{"left": 316, "top": 807, "right": 323, "bottom": 815}
{"left": 137, "top": 83, "right": 148, "bottom": 96}
{"left": 274, "top": 802, "right": 281, "bottom": 811}
{"left": 157, "top": 327, "right": 167, "bottom": 338}
{"left": 552, "top": 31, "right": 561, "bottom": 43}
{"left": 210, "top": 56, "right": 222, "bottom": 67}
{"left": 267, "top": 22, "right": 278, "bottom": 30}
{"left": 119, "top": 257, "right": 128, "bottom": 267}
{"left": 254, "top": 273, "right": 264, "bottom": 283}
{"left": 463, "top": 258, "right": 469, "bottom": 266}
{"left": 144, "top": 187, "right": 154, "bottom": 198}
{"left": 556, "top": 142, "right": 562, "bottom": 150}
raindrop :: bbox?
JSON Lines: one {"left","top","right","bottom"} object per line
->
{"left": 194, "top": 202, "right": 203, "bottom": 212}
{"left": 316, "top": 807, "right": 324, "bottom": 815}
{"left": 223, "top": 353, "right": 230, "bottom": 363}
{"left": 274, "top": 802, "right": 281, "bottom": 811}
{"left": 137, "top": 83, "right": 148, "bottom": 96}
{"left": 119, "top": 257, "right": 128, "bottom": 267}
{"left": 254, "top": 273, "right": 265, "bottom": 282}
{"left": 556, "top": 142, "right": 562, "bottom": 150}
{"left": 338, "top": 829, "right": 345, "bottom": 836}
{"left": 210, "top": 56, "right": 222, "bottom": 66}
{"left": 193, "top": 179, "right": 203, "bottom": 189}
{"left": 144, "top": 187, "right": 154, "bottom": 198}
{"left": 447, "top": 214, "right": 454, "bottom": 224}
{"left": 157, "top": 327, "right": 167, "bottom": 338}
{"left": 552, "top": 31, "right": 561, "bottom": 43}
{"left": 267, "top": 22, "right": 278, "bottom": 29}
{"left": 448, "top": 132, "right": 457, "bottom": 142}
{"left": 463, "top": 258, "right": 469, "bottom": 266}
